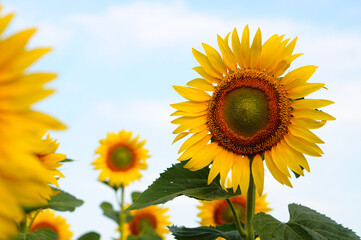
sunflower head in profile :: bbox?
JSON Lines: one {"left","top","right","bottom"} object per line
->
{"left": 124, "top": 205, "right": 171, "bottom": 239}
{"left": 198, "top": 194, "right": 271, "bottom": 226}
{"left": 29, "top": 209, "right": 72, "bottom": 240}
{"left": 171, "top": 25, "right": 335, "bottom": 195}
{"left": 92, "top": 130, "right": 149, "bottom": 187}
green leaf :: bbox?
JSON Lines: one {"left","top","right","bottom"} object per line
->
{"left": 24, "top": 189, "right": 83, "bottom": 213}
{"left": 47, "top": 190, "right": 84, "bottom": 212}
{"left": 13, "top": 229, "right": 58, "bottom": 240}
{"left": 131, "top": 191, "right": 142, "bottom": 203}
{"left": 100, "top": 201, "right": 120, "bottom": 223}
{"left": 127, "top": 162, "right": 240, "bottom": 211}
{"left": 169, "top": 225, "right": 241, "bottom": 240}
{"left": 77, "top": 232, "right": 101, "bottom": 240}
{"left": 252, "top": 203, "right": 361, "bottom": 240}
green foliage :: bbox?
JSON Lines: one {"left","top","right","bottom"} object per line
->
{"left": 169, "top": 225, "right": 241, "bottom": 240}
{"left": 100, "top": 201, "right": 120, "bottom": 223}
{"left": 131, "top": 191, "right": 142, "bottom": 203}
{"left": 24, "top": 189, "right": 83, "bottom": 213}
{"left": 13, "top": 229, "right": 58, "bottom": 240}
{"left": 77, "top": 232, "right": 101, "bottom": 240}
{"left": 60, "top": 158, "right": 74, "bottom": 163}
{"left": 252, "top": 203, "right": 361, "bottom": 240}
{"left": 47, "top": 190, "right": 84, "bottom": 212}
{"left": 127, "top": 162, "right": 240, "bottom": 211}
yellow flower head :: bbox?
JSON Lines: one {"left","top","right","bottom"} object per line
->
{"left": 29, "top": 210, "right": 72, "bottom": 240}
{"left": 171, "top": 25, "right": 335, "bottom": 196}
{"left": 93, "top": 130, "right": 149, "bottom": 187}
{"left": 198, "top": 194, "right": 271, "bottom": 226}
{"left": 124, "top": 205, "right": 171, "bottom": 239}
{"left": 0, "top": 5, "right": 65, "bottom": 239}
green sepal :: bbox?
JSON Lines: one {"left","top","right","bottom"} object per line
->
{"left": 13, "top": 229, "right": 58, "bottom": 240}
{"left": 169, "top": 225, "right": 241, "bottom": 240}
{"left": 77, "top": 232, "right": 101, "bottom": 240}
{"left": 24, "top": 189, "right": 83, "bottom": 213}
{"left": 127, "top": 161, "right": 240, "bottom": 211}
{"left": 100, "top": 201, "right": 120, "bottom": 223}
{"left": 252, "top": 203, "right": 360, "bottom": 240}
{"left": 101, "top": 180, "right": 120, "bottom": 191}
{"left": 60, "top": 158, "right": 74, "bottom": 163}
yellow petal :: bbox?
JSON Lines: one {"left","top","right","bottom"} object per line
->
{"left": 291, "top": 99, "right": 334, "bottom": 109}
{"left": 274, "top": 53, "right": 303, "bottom": 77}
{"left": 208, "top": 150, "right": 227, "bottom": 184}
{"left": 202, "top": 43, "right": 227, "bottom": 74}
{"left": 238, "top": 156, "right": 250, "bottom": 195}
{"left": 282, "top": 65, "right": 317, "bottom": 88}
{"left": 184, "top": 143, "right": 219, "bottom": 171}
{"left": 259, "top": 34, "right": 280, "bottom": 70}
{"left": 282, "top": 141, "right": 310, "bottom": 172}
{"left": 252, "top": 154, "right": 264, "bottom": 196}
{"left": 271, "top": 145, "right": 291, "bottom": 177}
{"left": 178, "top": 135, "right": 211, "bottom": 161}
{"left": 264, "top": 151, "right": 292, "bottom": 187}
{"left": 172, "top": 133, "right": 189, "bottom": 144}
{"left": 192, "top": 48, "right": 223, "bottom": 78}
{"left": 292, "top": 108, "right": 336, "bottom": 121}
{"left": 178, "top": 130, "right": 209, "bottom": 153}
{"left": 170, "top": 101, "right": 208, "bottom": 113}
{"left": 277, "top": 141, "right": 304, "bottom": 176}
{"left": 0, "top": 13, "right": 14, "bottom": 35}
{"left": 284, "top": 133, "right": 323, "bottom": 157}
{"left": 219, "top": 151, "right": 234, "bottom": 187}
{"left": 287, "top": 83, "right": 325, "bottom": 99}
{"left": 171, "top": 110, "right": 207, "bottom": 117}
{"left": 240, "top": 25, "right": 250, "bottom": 68}
{"left": 172, "top": 116, "right": 207, "bottom": 134}
{"left": 10, "top": 48, "right": 51, "bottom": 71}
{"left": 288, "top": 124, "right": 324, "bottom": 143}
{"left": 250, "top": 28, "right": 262, "bottom": 68}
{"left": 193, "top": 66, "right": 220, "bottom": 84}
{"left": 231, "top": 28, "right": 242, "bottom": 68}
{"left": 291, "top": 118, "right": 326, "bottom": 129}
{"left": 173, "top": 86, "right": 210, "bottom": 102}
{"left": 281, "top": 37, "right": 297, "bottom": 59}
{"left": 0, "top": 28, "right": 36, "bottom": 67}
{"left": 217, "top": 34, "right": 237, "bottom": 71}
{"left": 187, "top": 78, "right": 215, "bottom": 91}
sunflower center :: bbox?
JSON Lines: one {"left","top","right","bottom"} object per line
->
{"left": 106, "top": 145, "right": 135, "bottom": 171}
{"left": 30, "top": 222, "right": 59, "bottom": 236}
{"left": 208, "top": 69, "right": 291, "bottom": 156}
{"left": 223, "top": 87, "right": 269, "bottom": 137}
{"left": 129, "top": 214, "right": 157, "bottom": 236}
{"left": 221, "top": 202, "right": 246, "bottom": 223}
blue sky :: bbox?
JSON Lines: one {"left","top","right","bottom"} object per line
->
{"left": 2, "top": 0, "right": 361, "bottom": 239}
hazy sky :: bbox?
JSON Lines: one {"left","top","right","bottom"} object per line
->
{"left": 2, "top": 0, "right": 361, "bottom": 239}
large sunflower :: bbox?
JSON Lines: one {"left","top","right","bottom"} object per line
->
{"left": 29, "top": 209, "right": 72, "bottom": 240}
{"left": 0, "top": 5, "right": 65, "bottom": 239}
{"left": 171, "top": 25, "right": 335, "bottom": 196}
{"left": 93, "top": 130, "right": 149, "bottom": 187}
{"left": 124, "top": 205, "right": 171, "bottom": 239}
{"left": 198, "top": 194, "right": 271, "bottom": 226}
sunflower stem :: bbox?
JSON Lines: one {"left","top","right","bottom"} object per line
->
{"left": 245, "top": 170, "right": 256, "bottom": 240}
{"left": 226, "top": 199, "right": 246, "bottom": 238}
{"left": 119, "top": 184, "right": 125, "bottom": 240}
{"left": 26, "top": 210, "right": 40, "bottom": 232}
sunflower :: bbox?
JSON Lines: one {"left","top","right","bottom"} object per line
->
{"left": 171, "top": 25, "right": 335, "bottom": 196}
{"left": 198, "top": 194, "right": 271, "bottom": 227}
{"left": 124, "top": 205, "right": 171, "bottom": 239}
{"left": 93, "top": 130, "right": 149, "bottom": 187}
{"left": 0, "top": 5, "right": 65, "bottom": 239}
{"left": 29, "top": 209, "right": 72, "bottom": 240}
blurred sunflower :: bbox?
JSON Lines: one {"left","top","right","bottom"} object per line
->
{"left": 198, "top": 194, "right": 271, "bottom": 226}
{"left": 124, "top": 205, "right": 171, "bottom": 239}
{"left": 0, "top": 5, "right": 65, "bottom": 239}
{"left": 29, "top": 209, "right": 72, "bottom": 240}
{"left": 93, "top": 130, "right": 149, "bottom": 187}
{"left": 171, "top": 25, "right": 335, "bottom": 195}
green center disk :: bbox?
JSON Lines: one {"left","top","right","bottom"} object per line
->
{"left": 110, "top": 146, "right": 134, "bottom": 168}
{"left": 222, "top": 87, "right": 270, "bottom": 137}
